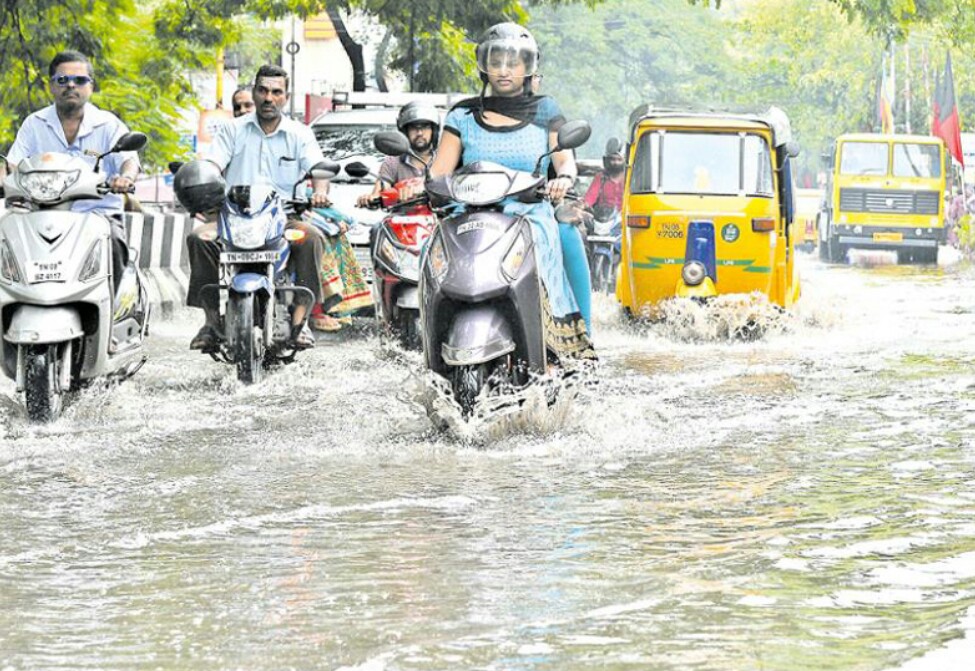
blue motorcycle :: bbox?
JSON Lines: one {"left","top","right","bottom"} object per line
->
{"left": 177, "top": 161, "right": 337, "bottom": 383}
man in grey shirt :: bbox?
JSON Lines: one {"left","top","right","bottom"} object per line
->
{"left": 356, "top": 100, "right": 439, "bottom": 207}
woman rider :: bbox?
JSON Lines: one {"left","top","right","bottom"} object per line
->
{"left": 406, "top": 23, "right": 594, "bottom": 359}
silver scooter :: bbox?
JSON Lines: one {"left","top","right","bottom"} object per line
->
{"left": 0, "top": 133, "right": 150, "bottom": 421}
{"left": 374, "top": 121, "right": 591, "bottom": 419}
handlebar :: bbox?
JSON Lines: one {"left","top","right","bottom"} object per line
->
{"left": 96, "top": 183, "right": 136, "bottom": 195}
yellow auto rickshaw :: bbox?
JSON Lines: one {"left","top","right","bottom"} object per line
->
{"left": 617, "top": 106, "right": 802, "bottom": 316}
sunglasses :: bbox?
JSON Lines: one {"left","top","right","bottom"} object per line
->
{"left": 53, "top": 75, "right": 94, "bottom": 87}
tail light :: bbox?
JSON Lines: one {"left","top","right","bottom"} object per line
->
{"left": 627, "top": 215, "right": 650, "bottom": 228}
{"left": 752, "top": 217, "right": 776, "bottom": 232}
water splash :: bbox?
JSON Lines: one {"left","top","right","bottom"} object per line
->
{"left": 404, "top": 367, "right": 586, "bottom": 444}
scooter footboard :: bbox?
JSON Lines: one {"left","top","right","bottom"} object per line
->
{"left": 442, "top": 306, "right": 516, "bottom": 367}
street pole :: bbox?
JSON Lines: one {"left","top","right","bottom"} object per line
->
{"left": 290, "top": 16, "right": 297, "bottom": 117}
{"left": 904, "top": 42, "right": 911, "bottom": 134}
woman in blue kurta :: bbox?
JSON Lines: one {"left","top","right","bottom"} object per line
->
{"left": 418, "top": 22, "right": 594, "bottom": 360}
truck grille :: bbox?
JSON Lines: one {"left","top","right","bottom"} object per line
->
{"left": 838, "top": 188, "right": 940, "bottom": 215}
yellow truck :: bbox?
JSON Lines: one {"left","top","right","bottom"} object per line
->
{"left": 818, "top": 133, "right": 946, "bottom": 264}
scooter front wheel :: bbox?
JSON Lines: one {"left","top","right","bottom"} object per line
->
{"left": 24, "top": 345, "right": 64, "bottom": 422}
{"left": 452, "top": 364, "right": 486, "bottom": 420}
{"left": 230, "top": 293, "right": 265, "bottom": 384}
{"left": 398, "top": 311, "right": 422, "bottom": 351}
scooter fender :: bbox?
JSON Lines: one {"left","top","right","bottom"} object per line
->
{"left": 396, "top": 285, "right": 420, "bottom": 309}
{"left": 442, "top": 306, "right": 516, "bottom": 367}
{"left": 3, "top": 305, "right": 84, "bottom": 344}
{"left": 230, "top": 272, "right": 273, "bottom": 296}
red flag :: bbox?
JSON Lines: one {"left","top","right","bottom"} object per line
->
{"left": 932, "top": 52, "right": 964, "bottom": 167}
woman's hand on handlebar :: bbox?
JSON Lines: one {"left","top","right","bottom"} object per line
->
{"left": 546, "top": 175, "right": 574, "bottom": 203}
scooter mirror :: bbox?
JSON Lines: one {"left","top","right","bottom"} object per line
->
{"left": 345, "top": 161, "right": 371, "bottom": 179}
{"left": 307, "top": 160, "right": 340, "bottom": 181}
{"left": 168, "top": 161, "right": 184, "bottom": 174}
{"left": 555, "top": 120, "right": 591, "bottom": 151}
{"left": 111, "top": 132, "right": 148, "bottom": 154}
{"left": 374, "top": 131, "right": 411, "bottom": 157}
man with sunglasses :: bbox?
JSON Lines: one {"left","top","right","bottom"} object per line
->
{"left": 5, "top": 51, "right": 140, "bottom": 292}
{"left": 185, "top": 64, "right": 329, "bottom": 350}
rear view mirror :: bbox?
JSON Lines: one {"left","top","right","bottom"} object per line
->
{"left": 374, "top": 131, "right": 411, "bottom": 157}
{"left": 345, "top": 161, "right": 371, "bottom": 179}
{"left": 556, "top": 120, "right": 592, "bottom": 151}
{"left": 306, "top": 160, "right": 340, "bottom": 181}
{"left": 111, "top": 132, "right": 148, "bottom": 154}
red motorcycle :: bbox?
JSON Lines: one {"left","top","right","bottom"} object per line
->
{"left": 367, "top": 181, "right": 437, "bottom": 350}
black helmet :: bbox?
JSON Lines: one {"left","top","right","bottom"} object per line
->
{"left": 603, "top": 137, "right": 625, "bottom": 172}
{"left": 604, "top": 137, "right": 624, "bottom": 159}
{"left": 476, "top": 23, "right": 539, "bottom": 83}
{"left": 173, "top": 160, "right": 226, "bottom": 215}
{"left": 397, "top": 101, "right": 439, "bottom": 132}
{"left": 397, "top": 100, "right": 440, "bottom": 149}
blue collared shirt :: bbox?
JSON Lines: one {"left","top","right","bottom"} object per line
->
{"left": 6, "top": 103, "right": 139, "bottom": 215}
{"left": 207, "top": 113, "right": 325, "bottom": 200}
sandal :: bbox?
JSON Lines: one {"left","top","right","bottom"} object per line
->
{"left": 310, "top": 314, "right": 342, "bottom": 332}
{"left": 291, "top": 324, "right": 316, "bottom": 349}
{"left": 189, "top": 325, "right": 220, "bottom": 351}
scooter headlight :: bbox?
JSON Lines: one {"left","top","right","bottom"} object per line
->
{"left": 226, "top": 212, "right": 271, "bottom": 249}
{"left": 17, "top": 170, "right": 80, "bottom": 203}
{"left": 681, "top": 261, "right": 707, "bottom": 287}
{"left": 78, "top": 239, "right": 103, "bottom": 282}
{"left": 427, "top": 235, "right": 449, "bottom": 282}
{"left": 0, "top": 237, "right": 23, "bottom": 283}
{"left": 501, "top": 230, "right": 530, "bottom": 282}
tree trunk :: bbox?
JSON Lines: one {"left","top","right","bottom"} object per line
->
{"left": 326, "top": 7, "right": 365, "bottom": 92}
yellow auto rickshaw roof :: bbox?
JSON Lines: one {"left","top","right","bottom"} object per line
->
{"left": 628, "top": 106, "right": 790, "bottom": 146}
{"left": 837, "top": 132, "right": 944, "bottom": 145}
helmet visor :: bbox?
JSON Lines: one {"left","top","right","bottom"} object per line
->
{"left": 476, "top": 41, "right": 538, "bottom": 77}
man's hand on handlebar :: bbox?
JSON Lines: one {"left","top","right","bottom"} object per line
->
{"left": 310, "top": 189, "right": 332, "bottom": 208}
{"left": 397, "top": 176, "right": 426, "bottom": 202}
{"left": 109, "top": 175, "right": 136, "bottom": 194}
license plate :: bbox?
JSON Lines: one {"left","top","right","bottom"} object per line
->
{"left": 220, "top": 251, "right": 279, "bottom": 264}
{"left": 28, "top": 261, "right": 65, "bottom": 283}
{"left": 872, "top": 232, "right": 903, "bottom": 242}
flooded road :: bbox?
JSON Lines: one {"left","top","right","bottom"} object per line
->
{"left": 1, "top": 253, "right": 974, "bottom": 670}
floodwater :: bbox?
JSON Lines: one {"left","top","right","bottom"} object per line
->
{"left": 1, "top": 252, "right": 973, "bottom": 670}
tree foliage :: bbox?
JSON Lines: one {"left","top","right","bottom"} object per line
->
{"left": 532, "top": 0, "right": 734, "bottom": 158}
{"left": 0, "top": 0, "right": 210, "bottom": 169}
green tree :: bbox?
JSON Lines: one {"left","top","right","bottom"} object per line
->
{"left": 532, "top": 0, "right": 734, "bottom": 158}
{"left": 0, "top": 0, "right": 211, "bottom": 169}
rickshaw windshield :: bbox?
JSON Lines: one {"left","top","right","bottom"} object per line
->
{"left": 840, "top": 142, "right": 889, "bottom": 176}
{"left": 892, "top": 143, "right": 941, "bottom": 178}
{"left": 629, "top": 131, "right": 774, "bottom": 197}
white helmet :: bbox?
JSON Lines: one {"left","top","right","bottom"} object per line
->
{"left": 476, "top": 23, "right": 539, "bottom": 78}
